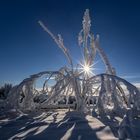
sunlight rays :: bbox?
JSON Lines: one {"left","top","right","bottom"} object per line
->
{"left": 76, "top": 59, "right": 101, "bottom": 77}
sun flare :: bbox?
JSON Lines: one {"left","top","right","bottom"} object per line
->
{"left": 83, "top": 64, "right": 90, "bottom": 73}
{"left": 78, "top": 61, "right": 94, "bottom": 77}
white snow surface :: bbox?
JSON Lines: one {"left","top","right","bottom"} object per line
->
{"left": 0, "top": 109, "right": 120, "bottom": 140}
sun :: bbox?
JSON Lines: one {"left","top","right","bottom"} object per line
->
{"left": 78, "top": 61, "right": 94, "bottom": 77}
{"left": 83, "top": 64, "right": 90, "bottom": 73}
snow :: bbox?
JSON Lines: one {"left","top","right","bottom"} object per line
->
{"left": 0, "top": 109, "right": 120, "bottom": 140}
{"left": 1, "top": 9, "right": 140, "bottom": 140}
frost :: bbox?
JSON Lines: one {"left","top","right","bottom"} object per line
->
{"left": 1, "top": 9, "right": 140, "bottom": 139}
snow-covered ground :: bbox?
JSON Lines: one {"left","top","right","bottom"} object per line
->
{"left": 0, "top": 109, "right": 120, "bottom": 140}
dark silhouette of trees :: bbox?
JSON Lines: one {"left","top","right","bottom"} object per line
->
{"left": 0, "top": 83, "right": 13, "bottom": 99}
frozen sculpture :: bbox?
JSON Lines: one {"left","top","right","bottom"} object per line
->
{"left": 6, "top": 10, "right": 140, "bottom": 119}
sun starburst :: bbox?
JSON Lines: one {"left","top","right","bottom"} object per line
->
{"left": 78, "top": 61, "right": 94, "bottom": 77}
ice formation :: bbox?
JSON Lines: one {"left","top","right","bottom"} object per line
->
{"left": 3, "top": 9, "right": 140, "bottom": 139}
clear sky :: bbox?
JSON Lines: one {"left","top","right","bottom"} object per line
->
{"left": 0, "top": 0, "right": 140, "bottom": 85}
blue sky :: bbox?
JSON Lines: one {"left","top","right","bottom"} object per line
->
{"left": 0, "top": 0, "right": 140, "bottom": 85}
